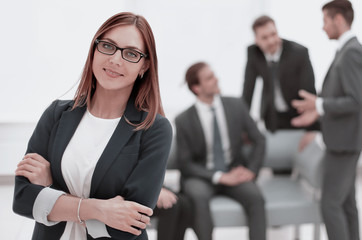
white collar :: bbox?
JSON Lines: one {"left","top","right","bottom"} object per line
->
{"left": 264, "top": 44, "right": 283, "bottom": 62}
{"left": 337, "top": 30, "right": 355, "bottom": 50}
{"left": 195, "top": 95, "right": 222, "bottom": 112}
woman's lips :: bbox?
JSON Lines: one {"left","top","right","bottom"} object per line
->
{"left": 104, "top": 68, "right": 124, "bottom": 78}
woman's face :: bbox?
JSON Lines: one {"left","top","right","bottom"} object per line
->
{"left": 92, "top": 25, "right": 148, "bottom": 94}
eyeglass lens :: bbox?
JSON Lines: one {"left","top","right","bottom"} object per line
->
{"left": 97, "top": 41, "right": 142, "bottom": 63}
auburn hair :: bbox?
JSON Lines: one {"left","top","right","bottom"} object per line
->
{"left": 73, "top": 12, "right": 164, "bottom": 130}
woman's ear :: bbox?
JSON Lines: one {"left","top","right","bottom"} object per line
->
{"left": 140, "top": 60, "right": 150, "bottom": 76}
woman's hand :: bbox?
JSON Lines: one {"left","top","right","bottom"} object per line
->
{"left": 15, "top": 153, "right": 53, "bottom": 187}
{"left": 93, "top": 196, "right": 153, "bottom": 235}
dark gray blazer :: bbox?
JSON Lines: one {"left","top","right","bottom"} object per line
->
{"left": 13, "top": 98, "right": 173, "bottom": 240}
{"left": 243, "top": 39, "right": 318, "bottom": 131}
{"left": 175, "top": 97, "right": 265, "bottom": 182}
{"left": 320, "top": 37, "right": 362, "bottom": 152}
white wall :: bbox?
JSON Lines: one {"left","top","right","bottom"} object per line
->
{"left": 1, "top": 0, "right": 361, "bottom": 123}
{"left": 1, "top": 0, "right": 362, "bottom": 174}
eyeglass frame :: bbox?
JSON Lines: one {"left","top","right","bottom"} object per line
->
{"left": 94, "top": 39, "right": 148, "bottom": 63}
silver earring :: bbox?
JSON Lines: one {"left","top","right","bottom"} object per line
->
{"left": 139, "top": 73, "right": 144, "bottom": 79}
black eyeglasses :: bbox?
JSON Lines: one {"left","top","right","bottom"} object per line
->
{"left": 95, "top": 39, "right": 147, "bottom": 63}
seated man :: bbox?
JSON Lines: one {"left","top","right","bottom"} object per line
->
{"left": 175, "top": 62, "right": 266, "bottom": 240}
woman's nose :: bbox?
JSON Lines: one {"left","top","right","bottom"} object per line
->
{"left": 109, "top": 50, "right": 125, "bottom": 65}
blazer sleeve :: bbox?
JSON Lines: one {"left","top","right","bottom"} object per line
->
{"left": 106, "top": 116, "right": 173, "bottom": 239}
{"left": 240, "top": 101, "right": 266, "bottom": 174}
{"left": 175, "top": 116, "right": 216, "bottom": 182}
{"left": 297, "top": 48, "right": 320, "bottom": 131}
{"left": 323, "top": 48, "right": 362, "bottom": 115}
{"left": 13, "top": 100, "right": 61, "bottom": 219}
{"left": 298, "top": 48, "right": 316, "bottom": 94}
{"left": 242, "top": 46, "right": 259, "bottom": 109}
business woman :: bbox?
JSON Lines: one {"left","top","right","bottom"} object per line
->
{"left": 13, "top": 12, "right": 172, "bottom": 240}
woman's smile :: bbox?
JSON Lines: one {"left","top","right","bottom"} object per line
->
{"left": 103, "top": 68, "right": 123, "bottom": 78}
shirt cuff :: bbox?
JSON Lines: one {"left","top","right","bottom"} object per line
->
{"left": 212, "top": 171, "right": 223, "bottom": 184}
{"left": 315, "top": 132, "right": 326, "bottom": 150}
{"left": 86, "top": 219, "right": 111, "bottom": 238}
{"left": 316, "top": 98, "right": 324, "bottom": 116}
{"left": 32, "top": 187, "right": 66, "bottom": 226}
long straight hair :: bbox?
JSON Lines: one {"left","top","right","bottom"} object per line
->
{"left": 73, "top": 12, "right": 164, "bottom": 130}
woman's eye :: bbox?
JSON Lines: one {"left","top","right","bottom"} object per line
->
{"left": 103, "top": 43, "right": 114, "bottom": 50}
{"left": 125, "top": 50, "right": 138, "bottom": 58}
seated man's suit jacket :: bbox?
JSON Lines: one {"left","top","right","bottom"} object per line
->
{"left": 175, "top": 96, "right": 265, "bottom": 182}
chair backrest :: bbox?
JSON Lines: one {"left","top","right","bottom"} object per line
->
{"left": 264, "top": 130, "right": 304, "bottom": 170}
{"left": 293, "top": 138, "right": 324, "bottom": 189}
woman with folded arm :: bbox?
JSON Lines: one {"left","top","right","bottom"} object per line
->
{"left": 13, "top": 12, "right": 172, "bottom": 240}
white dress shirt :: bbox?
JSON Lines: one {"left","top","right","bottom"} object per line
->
{"left": 195, "top": 95, "right": 232, "bottom": 184}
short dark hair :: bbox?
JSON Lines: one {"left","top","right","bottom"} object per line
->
{"left": 252, "top": 15, "right": 275, "bottom": 32}
{"left": 185, "top": 62, "right": 207, "bottom": 95}
{"left": 322, "top": 0, "right": 354, "bottom": 26}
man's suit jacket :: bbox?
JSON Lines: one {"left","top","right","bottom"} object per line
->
{"left": 320, "top": 37, "right": 362, "bottom": 152}
{"left": 175, "top": 97, "right": 265, "bottom": 182}
{"left": 13, "top": 98, "right": 172, "bottom": 240}
{"left": 243, "top": 39, "right": 317, "bottom": 131}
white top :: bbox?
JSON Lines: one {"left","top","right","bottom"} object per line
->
{"left": 337, "top": 30, "right": 355, "bottom": 51}
{"left": 264, "top": 45, "right": 282, "bottom": 63}
{"left": 195, "top": 95, "right": 231, "bottom": 184}
{"left": 33, "top": 110, "right": 121, "bottom": 239}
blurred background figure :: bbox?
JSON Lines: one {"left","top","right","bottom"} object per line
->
{"left": 242, "top": 15, "right": 319, "bottom": 169}
{"left": 176, "top": 62, "right": 266, "bottom": 240}
{"left": 153, "top": 187, "right": 193, "bottom": 240}
{"left": 291, "top": 1, "right": 362, "bottom": 239}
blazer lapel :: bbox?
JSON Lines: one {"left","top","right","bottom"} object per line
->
{"left": 322, "top": 37, "right": 356, "bottom": 93}
{"left": 52, "top": 105, "right": 86, "bottom": 192}
{"left": 188, "top": 106, "right": 207, "bottom": 157}
{"left": 323, "top": 50, "right": 340, "bottom": 89}
{"left": 221, "top": 98, "right": 236, "bottom": 147}
{"left": 258, "top": 49, "right": 274, "bottom": 110}
{"left": 90, "top": 98, "right": 143, "bottom": 196}
{"left": 278, "top": 40, "right": 288, "bottom": 91}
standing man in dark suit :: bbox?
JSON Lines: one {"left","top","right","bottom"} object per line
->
{"left": 242, "top": 15, "right": 318, "bottom": 152}
{"left": 291, "top": 1, "right": 362, "bottom": 239}
{"left": 175, "top": 62, "right": 266, "bottom": 240}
